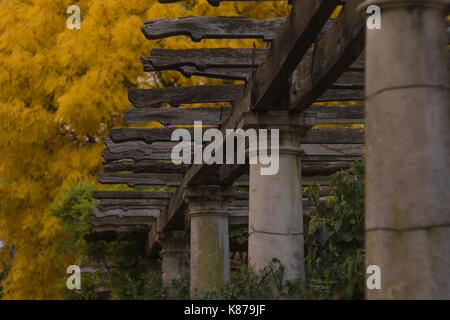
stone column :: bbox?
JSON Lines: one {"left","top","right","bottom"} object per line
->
{"left": 240, "top": 111, "right": 314, "bottom": 283}
{"left": 159, "top": 231, "right": 188, "bottom": 298}
{"left": 183, "top": 185, "right": 235, "bottom": 298}
{"left": 362, "top": 0, "right": 450, "bottom": 299}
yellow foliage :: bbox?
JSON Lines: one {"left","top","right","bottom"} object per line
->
{"left": 0, "top": 0, "right": 289, "bottom": 299}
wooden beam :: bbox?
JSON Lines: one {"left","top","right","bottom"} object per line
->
{"left": 103, "top": 137, "right": 153, "bottom": 154}
{"left": 108, "top": 127, "right": 364, "bottom": 145}
{"left": 332, "top": 71, "right": 365, "bottom": 89}
{"left": 95, "top": 205, "right": 165, "bottom": 212}
{"left": 289, "top": 0, "right": 366, "bottom": 111}
{"left": 128, "top": 85, "right": 243, "bottom": 108}
{"left": 92, "top": 207, "right": 160, "bottom": 218}
{"left": 102, "top": 146, "right": 363, "bottom": 174}
{"left": 96, "top": 199, "right": 169, "bottom": 209}
{"left": 158, "top": 0, "right": 291, "bottom": 4}
{"left": 93, "top": 190, "right": 174, "bottom": 199}
{"left": 172, "top": 66, "right": 253, "bottom": 81}
{"left": 91, "top": 225, "right": 151, "bottom": 234}
{"left": 109, "top": 127, "right": 194, "bottom": 143}
{"left": 141, "top": 18, "right": 337, "bottom": 81}
{"left": 317, "top": 88, "right": 365, "bottom": 102}
{"left": 102, "top": 139, "right": 184, "bottom": 162}
{"left": 123, "top": 107, "right": 230, "bottom": 125}
{"left": 98, "top": 173, "right": 183, "bottom": 186}
{"left": 91, "top": 216, "right": 154, "bottom": 227}
{"left": 307, "top": 105, "right": 364, "bottom": 121}
{"left": 102, "top": 159, "right": 189, "bottom": 173}
{"left": 149, "top": 62, "right": 364, "bottom": 84}
{"left": 102, "top": 128, "right": 364, "bottom": 163}
{"left": 218, "top": 159, "right": 358, "bottom": 184}
{"left": 142, "top": 48, "right": 268, "bottom": 71}
{"left": 123, "top": 105, "right": 364, "bottom": 125}
{"left": 141, "top": 16, "right": 286, "bottom": 42}
{"left": 304, "top": 128, "right": 364, "bottom": 144}
{"left": 250, "top": 0, "right": 341, "bottom": 110}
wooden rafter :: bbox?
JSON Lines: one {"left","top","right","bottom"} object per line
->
{"left": 128, "top": 85, "right": 242, "bottom": 108}
{"left": 98, "top": 173, "right": 183, "bottom": 187}
{"left": 288, "top": 0, "right": 366, "bottom": 111}
{"left": 123, "top": 105, "right": 364, "bottom": 125}
{"left": 141, "top": 16, "right": 286, "bottom": 42}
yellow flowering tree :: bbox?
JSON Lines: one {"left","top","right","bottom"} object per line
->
{"left": 0, "top": 0, "right": 288, "bottom": 299}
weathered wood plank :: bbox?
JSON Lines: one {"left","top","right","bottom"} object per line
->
{"left": 158, "top": 0, "right": 291, "bottom": 4}
{"left": 102, "top": 150, "right": 166, "bottom": 162}
{"left": 129, "top": 85, "right": 243, "bottom": 108}
{"left": 123, "top": 105, "right": 364, "bottom": 125}
{"left": 307, "top": 105, "right": 364, "bottom": 121}
{"left": 303, "top": 144, "right": 364, "bottom": 157}
{"left": 303, "top": 128, "right": 364, "bottom": 144}
{"left": 96, "top": 199, "right": 168, "bottom": 208}
{"left": 349, "top": 53, "right": 365, "bottom": 71}
{"left": 103, "top": 156, "right": 363, "bottom": 176}
{"left": 95, "top": 205, "right": 163, "bottom": 213}
{"left": 141, "top": 16, "right": 286, "bottom": 42}
{"left": 108, "top": 127, "right": 364, "bottom": 146}
{"left": 103, "top": 139, "right": 188, "bottom": 162}
{"left": 142, "top": 48, "right": 268, "bottom": 71}
{"left": 234, "top": 174, "right": 333, "bottom": 187}
{"left": 159, "top": 1, "right": 348, "bottom": 6}
{"left": 158, "top": 0, "right": 300, "bottom": 5}
{"left": 123, "top": 107, "right": 230, "bottom": 125}
{"left": 103, "top": 159, "right": 189, "bottom": 173}
{"left": 317, "top": 88, "right": 365, "bottom": 102}
{"left": 98, "top": 173, "right": 182, "bottom": 186}
{"left": 289, "top": 0, "right": 365, "bottom": 111}
{"left": 141, "top": 20, "right": 344, "bottom": 81}
{"left": 92, "top": 207, "right": 160, "bottom": 218}
{"left": 101, "top": 145, "right": 363, "bottom": 171}
{"left": 93, "top": 191, "right": 173, "bottom": 199}
{"left": 109, "top": 127, "right": 194, "bottom": 143}
{"left": 102, "top": 129, "right": 364, "bottom": 162}
{"left": 332, "top": 71, "right": 365, "bottom": 89}
{"left": 91, "top": 225, "right": 151, "bottom": 234}
{"left": 149, "top": 62, "right": 364, "bottom": 83}
{"left": 91, "top": 216, "right": 154, "bottom": 227}
{"left": 174, "top": 66, "right": 253, "bottom": 81}
{"left": 218, "top": 159, "right": 358, "bottom": 184}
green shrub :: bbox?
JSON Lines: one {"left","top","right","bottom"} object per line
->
{"left": 304, "top": 161, "right": 365, "bottom": 299}
{"left": 51, "top": 161, "right": 365, "bottom": 300}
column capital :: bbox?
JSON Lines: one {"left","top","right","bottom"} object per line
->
{"left": 183, "top": 185, "right": 235, "bottom": 217}
{"left": 360, "top": 0, "right": 449, "bottom": 10}
{"left": 238, "top": 111, "right": 315, "bottom": 155}
{"left": 237, "top": 110, "right": 315, "bottom": 133}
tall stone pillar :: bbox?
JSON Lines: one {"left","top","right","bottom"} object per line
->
{"left": 159, "top": 231, "right": 188, "bottom": 299}
{"left": 183, "top": 185, "right": 235, "bottom": 298}
{"left": 362, "top": 0, "right": 450, "bottom": 299}
{"left": 241, "top": 111, "right": 314, "bottom": 283}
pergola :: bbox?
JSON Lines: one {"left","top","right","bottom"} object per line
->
{"left": 88, "top": 0, "right": 449, "bottom": 299}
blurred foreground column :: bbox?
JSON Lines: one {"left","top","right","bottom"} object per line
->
{"left": 362, "top": 0, "right": 450, "bottom": 299}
